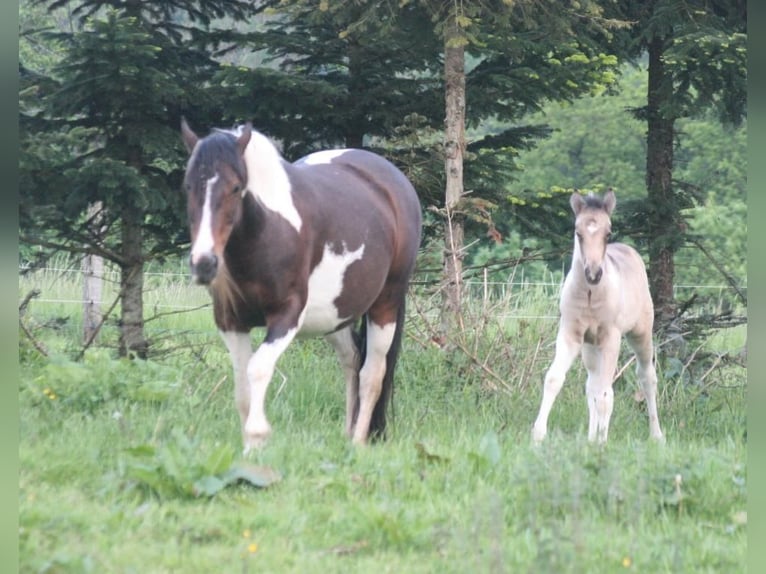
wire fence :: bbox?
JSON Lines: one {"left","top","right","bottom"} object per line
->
{"left": 19, "top": 264, "right": 746, "bottom": 314}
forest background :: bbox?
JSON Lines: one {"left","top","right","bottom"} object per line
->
{"left": 18, "top": 0, "right": 746, "bottom": 359}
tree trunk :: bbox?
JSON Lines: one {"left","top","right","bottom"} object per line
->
{"left": 441, "top": 22, "right": 466, "bottom": 336}
{"left": 119, "top": 200, "right": 147, "bottom": 358}
{"left": 646, "top": 35, "right": 679, "bottom": 325}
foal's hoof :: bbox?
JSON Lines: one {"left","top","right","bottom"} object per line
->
{"left": 651, "top": 432, "right": 666, "bottom": 444}
{"left": 242, "top": 429, "right": 272, "bottom": 455}
{"left": 531, "top": 426, "right": 546, "bottom": 445}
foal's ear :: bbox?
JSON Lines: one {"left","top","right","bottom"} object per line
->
{"left": 180, "top": 117, "right": 199, "bottom": 153}
{"left": 570, "top": 191, "right": 586, "bottom": 215}
{"left": 603, "top": 188, "right": 616, "bottom": 215}
{"left": 237, "top": 122, "right": 253, "bottom": 155}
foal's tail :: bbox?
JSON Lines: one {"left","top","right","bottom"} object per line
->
{"left": 358, "top": 299, "right": 407, "bottom": 442}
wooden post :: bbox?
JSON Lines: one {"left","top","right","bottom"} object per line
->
{"left": 83, "top": 202, "right": 104, "bottom": 344}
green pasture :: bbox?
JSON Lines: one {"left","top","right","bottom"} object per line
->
{"left": 18, "top": 266, "right": 746, "bottom": 573}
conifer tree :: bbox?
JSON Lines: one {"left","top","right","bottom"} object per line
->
{"left": 20, "top": 0, "right": 256, "bottom": 357}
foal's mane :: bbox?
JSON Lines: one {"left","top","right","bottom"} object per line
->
{"left": 580, "top": 193, "right": 610, "bottom": 211}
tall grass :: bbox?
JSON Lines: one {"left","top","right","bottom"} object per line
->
{"left": 18, "top": 264, "right": 746, "bottom": 573}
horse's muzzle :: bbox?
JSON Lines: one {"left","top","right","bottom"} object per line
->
{"left": 191, "top": 254, "right": 218, "bottom": 285}
{"left": 584, "top": 266, "right": 603, "bottom": 285}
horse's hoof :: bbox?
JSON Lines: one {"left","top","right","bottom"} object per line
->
{"left": 531, "top": 426, "right": 546, "bottom": 444}
{"left": 351, "top": 431, "right": 369, "bottom": 446}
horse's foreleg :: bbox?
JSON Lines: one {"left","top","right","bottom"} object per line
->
{"left": 243, "top": 311, "right": 303, "bottom": 454}
{"left": 583, "top": 336, "right": 619, "bottom": 444}
{"left": 326, "top": 327, "right": 361, "bottom": 437}
{"left": 352, "top": 319, "right": 396, "bottom": 445}
{"left": 629, "top": 332, "right": 664, "bottom": 442}
{"left": 220, "top": 331, "right": 253, "bottom": 443}
{"left": 532, "top": 326, "right": 581, "bottom": 443}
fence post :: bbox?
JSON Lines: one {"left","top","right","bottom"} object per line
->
{"left": 83, "top": 202, "right": 104, "bottom": 344}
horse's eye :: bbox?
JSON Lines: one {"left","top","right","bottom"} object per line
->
{"left": 231, "top": 184, "right": 242, "bottom": 195}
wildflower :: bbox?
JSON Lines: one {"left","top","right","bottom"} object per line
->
{"left": 243, "top": 529, "right": 251, "bottom": 539}
{"left": 247, "top": 542, "right": 258, "bottom": 554}
{"left": 622, "top": 556, "right": 632, "bottom": 568}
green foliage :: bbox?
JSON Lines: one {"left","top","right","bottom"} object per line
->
{"left": 123, "top": 430, "right": 280, "bottom": 499}
{"left": 19, "top": 0, "right": 260, "bottom": 268}
{"left": 24, "top": 349, "right": 180, "bottom": 412}
{"left": 478, "top": 64, "right": 746, "bottom": 290}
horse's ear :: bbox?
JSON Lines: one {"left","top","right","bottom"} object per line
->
{"left": 237, "top": 122, "right": 252, "bottom": 155}
{"left": 603, "top": 188, "right": 616, "bottom": 215}
{"left": 181, "top": 117, "right": 199, "bottom": 153}
{"left": 570, "top": 191, "right": 586, "bottom": 215}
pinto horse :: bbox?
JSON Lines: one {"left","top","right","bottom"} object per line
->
{"left": 532, "top": 190, "right": 664, "bottom": 444}
{"left": 180, "top": 119, "right": 422, "bottom": 453}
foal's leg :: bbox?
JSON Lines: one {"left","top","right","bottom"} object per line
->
{"left": 582, "top": 332, "right": 620, "bottom": 444}
{"left": 220, "top": 331, "right": 253, "bottom": 445}
{"left": 532, "top": 325, "right": 581, "bottom": 443}
{"left": 353, "top": 317, "right": 396, "bottom": 445}
{"left": 325, "top": 326, "right": 361, "bottom": 437}
{"left": 626, "top": 330, "right": 664, "bottom": 441}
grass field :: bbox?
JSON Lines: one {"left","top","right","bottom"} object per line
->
{"left": 18, "top": 265, "right": 747, "bottom": 573}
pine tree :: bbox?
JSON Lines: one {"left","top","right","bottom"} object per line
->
{"left": 607, "top": 0, "right": 746, "bottom": 322}
{"left": 20, "top": 0, "right": 256, "bottom": 357}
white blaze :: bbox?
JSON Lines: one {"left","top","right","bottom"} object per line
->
{"left": 190, "top": 174, "right": 218, "bottom": 264}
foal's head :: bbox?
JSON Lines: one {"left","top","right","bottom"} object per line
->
{"left": 181, "top": 119, "right": 252, "bottom": 285}
{"left": 570, "top": 189, "right": 616, "bottom": 285}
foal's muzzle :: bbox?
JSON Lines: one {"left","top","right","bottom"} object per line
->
{"left": 191, "top": 254, "right": 218, "bottom": 285}
{"left": 584, "top": 266, "right": 603, "bottom": 285}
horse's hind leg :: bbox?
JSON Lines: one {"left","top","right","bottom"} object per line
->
{"left": 353, "top": 314, "right": 397, "bottom": 445}
{"left": 532, "top": 325, "right": 581, "bottom": 443}
{"left": 326, "top": 326, "right": 361, "bottom": 437}
{"left": 627, "top": 330, "right": 664, "bottom": 442}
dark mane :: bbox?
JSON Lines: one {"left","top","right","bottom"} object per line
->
{"left": 189, "top": 132, "right": 243, "bottom": 179}
{"left": 582, "top": 193, "right": 608, "bottom": 210}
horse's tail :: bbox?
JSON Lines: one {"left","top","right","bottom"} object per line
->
{"left": 357, "top": 298, "right": 407, "bottom": 442}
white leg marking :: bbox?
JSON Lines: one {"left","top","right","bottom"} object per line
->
{"left": 243, "top": 326, "right": 299, "bottom": 452}
{"left": 220, "top": 331, "right": 253, "bottom": 442}
{"left": 353, "top": 321, "right": 396, "bottom": 445}
{"left": 532, "top": 326, "right": 581, "bottom": 443}
{"left": 190, "top": 174, "right": 218, "bottom": 264}
{"left": 326, "top": 327, "right": 361, "bottom": 437}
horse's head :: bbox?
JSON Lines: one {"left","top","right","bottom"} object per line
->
{"left": 570, "top": 189, "right": 616, "bottom": 285}
{"left": 181, "top": 119, "right": 252, "bottom": 285}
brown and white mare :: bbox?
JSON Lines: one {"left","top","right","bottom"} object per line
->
{"left": 532, "top": 190, "right": 664, "bottom": 444}
{"left": 181, "top": 119, "right": 422, "bottom": 453}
